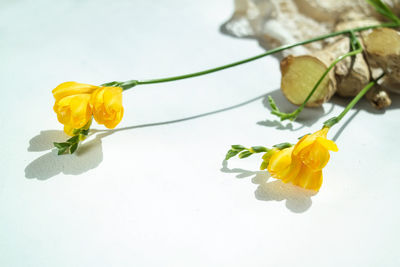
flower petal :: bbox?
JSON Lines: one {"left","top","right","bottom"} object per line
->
{"left": 267, "top": 147, "right": 293, "bottom": 174}
{"left": 316, "top": 137, "right": 338, "bottom": 152}
{"left": 292, "top": 134, "right": 315, "bottom": 156}
{"left": 301, "top": 168, "right": 323, "bottom": 191}
{"left": 52, "top": 82, "right": 98, "bottom": 102}
{"left": 63, "top": 125, "right": 75, "bottom": 136}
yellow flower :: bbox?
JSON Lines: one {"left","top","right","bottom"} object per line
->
{"left": 52, "top": 82, "right": 98, "bottom": 102}
{"left": 293, "top": 127, "right": 338, "bottom": 170}
{"left": 53, "top": 94, "right": 92, "bottom": 132}
{"left": 91, "top": 86, "right": 124, "bottom": 129}
{"left": 52, "top": 82, "right": 98, "bottom": 135}
{"left": 267, "top": 128, "right": 338, "bottom": 191}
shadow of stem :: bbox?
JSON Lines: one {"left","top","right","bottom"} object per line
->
{"left": 220, "top": 160, "right": 317, "bottom": 213}
{"left": 258, "top": 89, "right": 335, "bottom": 132}
{"left": 25, "top": 93, "right": 269, "bottom": 180}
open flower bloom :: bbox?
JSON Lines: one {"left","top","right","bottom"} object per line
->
{"left": 91, "top": 86, "right": 124, "bottom": 129}
{"left": 53, "top": 94, "right": 93, "bottom": 134}
{"left": 52, "top": 82, "right": 99, "bottom": 135}
{"left": 267, "top": 128, "right": 338, "bottom": 191}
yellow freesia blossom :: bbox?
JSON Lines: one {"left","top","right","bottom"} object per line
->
{"left": 53, "top": 94, "right": 93, "bottom": 133}
{"left": 91, "top": 86, "right": 124, "bottom": 129}
{"left": 52, "top": 82, "right": 98, "bottom": 135}
{"left": 267, "top": 128, "right": 338, "bottom": 191}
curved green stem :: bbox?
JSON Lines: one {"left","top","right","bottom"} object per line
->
{"left": 323, "top": 73, "right": 385, "bottom": 128}
{"left": 111, "top": 22, "right": 398, "bottom": 90}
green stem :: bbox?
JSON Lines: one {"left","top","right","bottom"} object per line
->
{"left": 117, "top": 22, "right": 398, "bottom": 90}
{"left": 273, "top": 46, "right": 363, "bottom": 120}
{"left": 270, "top": 31, "right": 364, "bottom": 121}
{"left": 324, "top": 73, "right": 385, "bottom": 128}
{"left": 298, "top": 50, "right": 362, "bottom": 113}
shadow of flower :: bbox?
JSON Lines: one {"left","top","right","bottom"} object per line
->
{"left": 25, "top": 131, "right": 104, "bottom": 180}
{"left": 25, "top": 93, "right": 270, "bottom": 180}
{"left": 28, "top": 130, "right": 70, "bottom": 152}
{"left": 221, "top": 160, "right": 316, "bottom": 213}
{"left": 252, "top": 171, "right": 316, "bottom": 213}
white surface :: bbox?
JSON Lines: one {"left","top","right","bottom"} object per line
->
{"left": 1, "top": 0, "right": 400, "bottom": 266}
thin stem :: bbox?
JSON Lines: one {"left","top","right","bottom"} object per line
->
{"left": 298, "top": 51, "right": 362, "bottom": 113}
{"left": 336, "top": 75, "right": 383, "bottom": 122}
{"left": 324, "top": 73, "right": 385, "bottom": 128}
{"left": 119, "top": 22, "right": 398, "bottom": 90}
{"left": 270, "top": 31, "right": 363, "bottom": 121}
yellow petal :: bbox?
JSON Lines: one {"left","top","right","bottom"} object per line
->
{"left": 293, "top": 128, "right": 330, "bottom": 156}
{"left": 91, "top": 86, "right": 124, "bottom": 129}
{"left": 267, "top": 146, "right": 293, "bottom": 174}
{"left": 316, "top": 127, "right": 329, "bottom": 137}
{"left": 91, "top": 87, "right": 105, "bottom": 107}
{"left": 69, "top": 94, "right": 91, "bottom": 128}
{"left": 316, "top": 137, "right": 339, "bottom": 152}
{"left": 54, "top": 94, "right": 91, "bottom": 129}
{"left": 63, "top": 125, "right": 75, "bottom": 136}
{"left": 300, "top": 167, "right": 323, "bottom": 191}
{"left": 299, "top": 142, "right": 330, "bottom": 170}
{"left": 279, "top": 157, "right": 302, "bottom": 184}
{"left": 52, "top": 82, "right": 98, "bottom": 102}
{"left": 292, "top": 134, "right": 315, "bottom": 156}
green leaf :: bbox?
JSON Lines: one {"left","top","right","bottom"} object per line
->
{"left": 268, "top": 95, "right": 279, "bottom": 112}
{"left": 366, "top": 0, "right": 400, "bottom": 23}
{"left": 349, "top": 31, "right": 362, "bottom": 51}
{"left": 70, "top": 143, "right": 78, "bottom": 154}
{"left": 238, "top": 151, "right": 252, "bottom": 159}
{"left": 231, "top": 145, "right": 245, "bottom": 151}
{"left": 250, "top": 146, "right": 268, "bottom": 153}
{"left": 66, "top": 135, "right": 79, "bottom": 144}
{"left": 57, "top": 147, "right": 68, "bottom": 155}
{"left": 80, "top": 129, "right": 89, "bottom": 136}
{"left": 260, "top": 161, "right": 268, "bottom": 170}
{"left": 54, "top": 142, "right": 69, "bottom": 149}
{"left": 53, "top": 142, "right": 64, "bottom": 149}
{"left": 225, "top": 149, "right": 239, "bottom": 160}
{"left": 273, "top": 142, "right": 292, "bottom": 150}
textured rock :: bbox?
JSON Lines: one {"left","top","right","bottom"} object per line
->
{"left": 222, "top": 0, "right": 400, "bottom": 56}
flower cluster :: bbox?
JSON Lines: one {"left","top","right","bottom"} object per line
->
{"left": 265, "top": 128, "right": 338, "bottom": 191}
{"left": 227, "top": 127, "right": 338, "bottom": 191}
{"left": 52, "top": 82, "right": 124, "bottom": 154}
{"left": 53, "top": 82, "right": 124, "bottom": 135}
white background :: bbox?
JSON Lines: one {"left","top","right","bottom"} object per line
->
{"left": 1, "top": 0, "right": 400, "bottom": 266}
